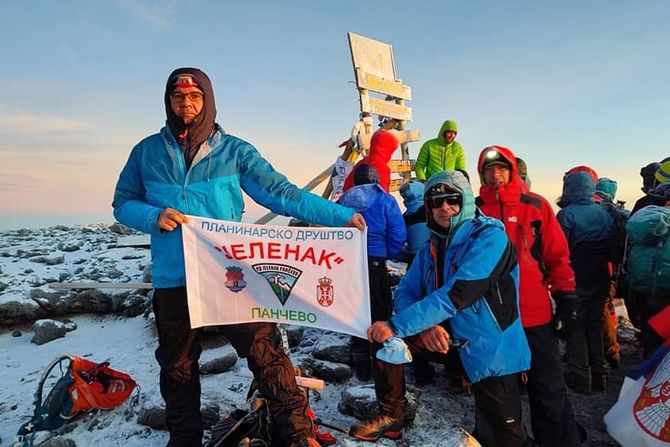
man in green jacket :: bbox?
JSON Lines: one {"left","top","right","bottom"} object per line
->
{"left": 414, "top": 120, "right": 466, "bottom": 181}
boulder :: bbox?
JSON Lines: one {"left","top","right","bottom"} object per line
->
{"left": 31, "top": 319, "right": 69, "bottom": 345}
{"left": 109, "top": 222, "right": 134, "bottom": 235}
{"left": 200, "top": 352, "right": 238, "bottom": 375}
{"left": 0, "top": 300, "right": 46, "bottom": 325}
{"left": 297, "top": 357, "right": 352, "bottom": 384}
{"left": 283, "top": 325, "right": 305, "bottom": 348}
{"left": 311, "top": 332, "right": 351, "bottom": 364}
{"left": 338, "top": 384, "right": 421, "bottom": 422}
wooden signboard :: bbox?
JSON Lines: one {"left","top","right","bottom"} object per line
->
{"left": 348, "top": 32, "right": 396, "bottom": 84}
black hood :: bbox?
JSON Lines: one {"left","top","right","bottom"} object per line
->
{"left": 164, "top": 67, "right": 217, "bottom": 168}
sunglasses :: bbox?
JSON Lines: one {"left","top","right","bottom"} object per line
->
{"left": 427, "top": 193, "right": 461, "bottom": 209}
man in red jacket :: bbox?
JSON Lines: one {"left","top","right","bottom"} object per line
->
{"left": 476, "top": 146, "right": 583, "bottom": 446}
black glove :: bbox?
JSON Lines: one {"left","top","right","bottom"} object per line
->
{"left": 553, "top": 291, "right": 579, "bottom": 331}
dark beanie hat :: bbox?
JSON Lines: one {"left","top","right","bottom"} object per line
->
{"left": 165, "top": 68, "right": 217, "bottom": 168}
{"left": 354, "top": 164, "right": 380, "bottom": 186}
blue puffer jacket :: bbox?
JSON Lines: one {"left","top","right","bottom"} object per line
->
{"left": 399, "top": 181, "right": 430, "bottom": 256}
{"left": 557, "top": 172, "right": 613, "bottom": 286}
{"left": 113, "top": 125, "right": 355, "bottom": 288}
{"left": 390, "top": 171, "right": 530, "bottom": 383}
{"left": 338, "top": 184, "right": 406, "bottom": 259}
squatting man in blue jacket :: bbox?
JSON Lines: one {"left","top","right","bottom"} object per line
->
{"left": 358, "top": 170, "right": 533, "bottom": 447}
{"left": 113, "top": 67, "right": 365, "bottom": 447}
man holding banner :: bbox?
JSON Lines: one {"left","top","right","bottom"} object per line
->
{"left": 113, "top": 67, "right": 365, "bottom": 447}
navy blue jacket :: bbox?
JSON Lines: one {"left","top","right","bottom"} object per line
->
{"left": 557, "top": 172, "right": 613, "bottom": 287}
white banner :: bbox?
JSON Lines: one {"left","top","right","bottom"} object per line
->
{"left": 182, "top": 216, "right": 371, "bottom": 338}
{"left": 604, "top": 345, "right": 670, "bottom": 446}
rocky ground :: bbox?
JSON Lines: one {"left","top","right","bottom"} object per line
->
{"left": 0, "top": 224, "right": 636, "bottom": 446}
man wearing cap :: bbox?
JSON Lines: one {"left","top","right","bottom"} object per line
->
{"left": 113, "top": 67, "right": 365, "bottom": 447}
{"left": 476, "top": 146, "right": 583, "bottom": 446}
{"left": 632, "top": 157, "right": 670, "bottom": 215}
{"left": 414, "top": 120, "right": 466, "bottom": 181}
{"left": 357, "top": 170, "right": 532, "bottom": 446}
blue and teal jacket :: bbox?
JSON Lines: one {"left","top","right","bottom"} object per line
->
{"left": 557, "top": 171, "right": 613, "bottom": 286}
{"left": 399, "top": 181, "right": 431, "bottom": 256}
{"left": 338, "top": 183, "right": 406, "bottom": 259}
{"left": 390, "top": 171, "right": 530, "bottom": 383}
{"left": 113, "top": 125, "right": 355, "bottom": 288}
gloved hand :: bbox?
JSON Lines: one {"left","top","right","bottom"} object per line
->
{"left": 553, "top": 291, "right": 579, "bottom": 331}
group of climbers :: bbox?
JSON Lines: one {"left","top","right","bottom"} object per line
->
{"left": 337, "top": 116, "right": 669, "bottom": 447}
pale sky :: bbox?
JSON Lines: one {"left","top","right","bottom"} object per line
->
{"left": 1, "top": 1, "right": 669, "bottom": 230}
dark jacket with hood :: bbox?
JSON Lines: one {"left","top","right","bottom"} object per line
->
{"left": 476, "top": 146, "right": 576, "bottom": 328}
{"left": 557, "top": 172, "right": 613, "bottom": 287}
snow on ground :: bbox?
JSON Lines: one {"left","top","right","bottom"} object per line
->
{"left": 0, "top": 224, "right": 633, "bottom": 446}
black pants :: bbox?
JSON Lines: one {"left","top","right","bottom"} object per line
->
{"left": 472, "top": 373, "right": 532, "bottom": 447}
{"left": 352, "top": 258, "right": 406, "bottom": 419}
{"left": 564, "top": 285, "right": 610, "bottom": 385}
{"left": 525, "top": 323, "right": 580, "bottom": 447}
{"left": 153, "top": 287, "right": 313, "bottom": 447}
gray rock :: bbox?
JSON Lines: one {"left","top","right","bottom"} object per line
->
{"left": 0, "top": 281, "right": 7, "bottom": 292}
{"left": 122, "top": 253, "right": 145, "bottom": 260}
{"left": 58, "top": 242, "right": 80, "bottom": 252}
{"left": 63, "top": 319, "right": 77, "bottom": 332}
{"left": 109, "top": 222, "right": 134, "bottom": 235}
{"left": 29, "top": 255, "right": 65, "bottom": 265}
{"left": 41, "top": 437, "right": 77, "bottom": 447}
{"left": 284, "top": 325, "right": 305, "bottom": 347}
{"left": 31, "top": 319, "right": 68, "bottom": 345}
{"left": 12, "top": 330, "right": 21, "bottom": 337}
{"left": 338, "top": 384, "right": 421, "bottom": 422}
{"left": 137, "top": 401, "right": 219, "bottom": 430}
{"left": 28, "top": 277, "right": 48, "bottom": 287}
{"left": 65, "top": 289, "right": 114, "bottom": 314}
{"left": 200, "top": 352, "right": 238, "bottom": 374}
{"left": 137, "top": 405, "right": 166, "bottom": 430}
{"left": 0, "top": 300, "right": 45, "bottom": 325}
{"left": 142, "top": 263, "right": 153, "bottom": 283}
{"left": 297, "top": 357, "right": 352, "bottom": 383}
{"left": 59, "top": 272, "right": 72, "bottom": 282}
{"left": 311, "top": 332, "right": 352, "bottom": 364}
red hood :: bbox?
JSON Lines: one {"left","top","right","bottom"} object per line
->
{"left": 367, "top": 130, "right": 399, "bottom": 163}
{"left": 477, "top": 145, "right": 528, "bottom": 200}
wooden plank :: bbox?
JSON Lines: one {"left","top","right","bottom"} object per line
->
{"left": 116, "top": 234, "right": 150, "bottom": 247}
{"left": 358, "top": 128, "right": 420, "bottom": 151}
{"left": 356, "top": 68, "right": 411, "bottom": 100}
{"left": 49, "top": 282, "right": 152, "bottom": 290}
{"left": 348, "top": 32, "right": 396, "bottom": 85}
{"left": 360, "top": 95, "right": 412, "bottom": 121}
{"left": 388, "top": 159, "right": 415, "bottom": 173}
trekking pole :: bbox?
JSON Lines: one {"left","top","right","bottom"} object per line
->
{"left": 313, "top": 418, "right": 350, "bottom": 436}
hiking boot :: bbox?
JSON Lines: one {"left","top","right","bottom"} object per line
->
{"left": 350, "top": 414, "right": 404, "bottom": 442}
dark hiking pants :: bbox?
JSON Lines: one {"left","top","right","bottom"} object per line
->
{"left": 153, "top": 287, "right": 314, "bottom": 447}
{"left": 351, "top": 258, "right": 406, "bottom": 419}
{"left": 524, "top": 323, "right": 581, "bottom": 446}
{"left": 564, "top": 285, "right": 610, "bottom": 387}
{"left": 472, "top": 373, "right": 533, "bottom": 447}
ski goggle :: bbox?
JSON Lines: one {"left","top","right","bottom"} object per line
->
{"left": 426, "top": 193, "right": 462, "bottom": 209}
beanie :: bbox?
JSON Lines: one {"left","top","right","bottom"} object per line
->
{"left": 655, "top": 157, "right": 670, "bottom": 184}
{"left": 353, "top": 164, "right": 380, "bottom": 186}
